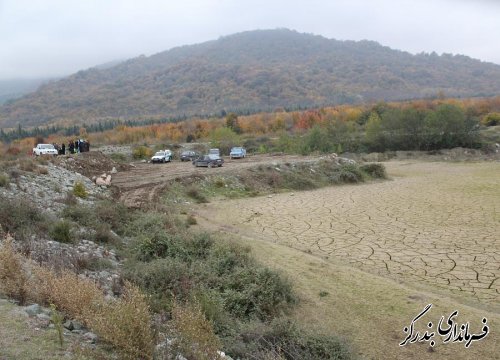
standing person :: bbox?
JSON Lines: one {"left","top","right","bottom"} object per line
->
{"left": 61, "top": 143, "right": 66, "bottom": 155}
{"left": 69, "top": 141, "right": 74, "bottom": 154}
{"left": 74, "top": 140, "right": 79, "bottom": 153}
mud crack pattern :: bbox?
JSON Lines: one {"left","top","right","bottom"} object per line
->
{"left": 210, "top": 162, "right": 500, "bottom": 306}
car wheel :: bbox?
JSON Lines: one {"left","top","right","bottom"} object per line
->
{"left": 208, "top": 163, "right": 214, "bottom": 168}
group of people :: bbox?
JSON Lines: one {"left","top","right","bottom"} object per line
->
{"left": 53, "top": 139, "right": 90, "bottom": 155}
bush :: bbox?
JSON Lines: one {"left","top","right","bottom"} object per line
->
{"left": 227, "top": 318, "right": 351, "bottom": 360}
{"left": 95, "top": 200, "right": 130, "bottom": 234}
{"left": 63, "top": 203, "right": 95, "bottom": 226}
{"left": 132, "top": 146, "right": 153, "bottom": 160}
{"left": 186, "top": 215, "right": 197, "bottom": 226}
{"left": 482, "top": 112, "right": 500, "bottom": 126}
{"left": 49, "top": 220, "right": 73, "bottom": 244}
{"left": 359, "top": 163, "right": 387, "bottom": 179}
{"left": 223, "top": 267, "right": 296, "bottom": 320}
{"left": 0, "top": 196, "right": 48, "bottom": 241}
{"left": 124, "top": 258, "right": 192, "bottom": 310}
{"left": 186, "top": 186, "right": 208, "bottom": 203}
{"left": 169, "top": 301, "right": 221, "bottom": 360}
{"left": 329, "top": 164, "right": 365, "bottom": 184}
{"left": 0, "top": 173, "right": 9, "bottom": 187}
{"left": 93, "top": 223, "right": 119, "bottom": 244}
{"left": 73, "top": 181, "right": 88, "bottom": 199}
{"left": 88, "top": 283, "right": 155, "bottom": 360}
{"left": 0, "top": 237, "right": 29, "bottom": 304}
{"left": 110, "top": 153, "right": 128, "bottom": 163}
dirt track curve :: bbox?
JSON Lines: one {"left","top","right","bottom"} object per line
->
{"left": 112, "top": 154, "right": 316, "bottom": 207}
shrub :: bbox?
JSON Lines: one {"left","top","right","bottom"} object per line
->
{"left": 29, "top": 265, "right": 103, "bottom": 320}
{"left": 0, "top": 173, "right": 9, "bottom": 187}
{"left": 30, "top": 265, "right": 155, "bottom": 360}
{"left": 73, "top": 181, "right": 88, "bottom": 199}
{"left": 110, "top": 153, "right": 128, "bottom": 163}
{"left": 329, "top": 164, "right": 365, "bottom": 184}
{"left": 169, "top": 301, "right": 221, "bottom": 360}
{"left": 481, "top": 112, "right": 500, "bottom": 126}
{"left": 228, "top": 318, "right": 351, "bottom": 360}
{"left": 0, "top": 236, "right": 29, "bottom": 304}
{"left": 359, "top": 163, "right": 387, "bottom": 179}
{"left": 49, "top": 220, "right": 73, "bottom": 244}
{"left": 88, "top": 283, "right": 155, "bottom": 360}
{"left": 63, "top": 203, "right": 95, "bottom": 226}
{"left": 123, "top": 258, "right": 192, "bottom": 310}
{"left": 282, "top": 172, "right": 317, "bottom": 190}
{"left": 186, "top": 186, "right": 208, "bottom": 203}
{"left": 223, "top": 267, "right": 296, "bottom": 320}
{"left": 93, "top": 223, "right": 119, "bottom": 244}
{"left": 186, "top": 215, "right": 197, "bottom": 226}
{"left": 0, "top": 195, "right": 48, "bottom": 241}
{"left": 95, "top": 200, "right": 130, "bottom": 234}
{"left": 132, "top": 146, "right": 153, "bottom": 160}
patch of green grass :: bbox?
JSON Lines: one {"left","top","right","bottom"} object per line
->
{"left": 0, "top": 299, "right": 91, "bottom": 359}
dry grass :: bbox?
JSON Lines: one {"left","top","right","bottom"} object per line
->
{"left": 0, "top": 236, "right": 29, "bottom": 304}
{"left": 170, "top": 301, "right": 221, "bottom": 360}
{"left": 88, "top": 283, "right": 154, "bottom": 360}
{"left": 0, "top": 238, "right": 155, "bottom": 359}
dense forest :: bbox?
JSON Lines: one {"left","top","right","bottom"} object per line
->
{"left": 1, "top": 29, "right": 500, "bottom": 128}
{"left": 2, "top": 97, "right": 499, "bottom": 159}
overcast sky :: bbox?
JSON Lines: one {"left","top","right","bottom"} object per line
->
{"left": 0, "top": 0, "right": 499, "bottom": 80}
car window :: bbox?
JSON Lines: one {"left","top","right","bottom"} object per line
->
{"left": 154, "top": 152, "right": 164, "bottom": 156}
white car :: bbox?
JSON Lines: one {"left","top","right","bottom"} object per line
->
{"left": 33, "top": 144, "right": 58, "bottom": 156}
{"left": 230, "top": 147, "right": 246, "bottom": 159}
{"left": 151, "top": 149, "right": 173, "bottom": 163}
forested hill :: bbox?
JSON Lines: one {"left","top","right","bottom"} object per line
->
{"left": 2, "top": 29, "right": 500, "bottom": 128}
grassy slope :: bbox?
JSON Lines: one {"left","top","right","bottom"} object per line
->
{"left": 0, "top": 299, "right": 90, "bottom": 360}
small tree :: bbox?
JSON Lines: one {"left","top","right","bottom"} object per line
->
{"left": 225, "top": 113, "right": 242, "bottom": 134}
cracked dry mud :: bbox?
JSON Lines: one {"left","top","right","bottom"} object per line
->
{"left": 204, "top": 161, "right": 500, "bottom": 307}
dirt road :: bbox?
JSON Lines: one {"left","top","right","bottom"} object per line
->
{"left": 112, "top": 154, "right": 319, "bottom": 207}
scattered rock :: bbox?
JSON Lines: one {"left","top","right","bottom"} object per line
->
{"left": 64, "top": 320, "right": 74, "bottom": 331}
{"left": 110, "top": 167, "right": 117, "bottom": 174}
{"left": 24, "top": 304, "right": 42, "bottom": 316}
{"left": 83, "top": 332, "right": 98, "bottom": 343}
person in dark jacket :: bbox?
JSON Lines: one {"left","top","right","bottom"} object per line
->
{"left": 61, "top": 143, "right": 66, "bottom": 155}
{"left": 69, "top": 142, "right": 74, "bottom": 154}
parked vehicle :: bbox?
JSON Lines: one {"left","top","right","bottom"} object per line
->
{"left": 180, "top": 150, "right": 199, "bottom": 162}
{"left": 33, "top": 144, "right": 58, "bottom": 156}
{"left": 208, "top": 148, "right": 220, "bottom": 159}
{"left": 151, "top": 150, "right": 172, "bottom": 163}
{"left": 193, "top": 155, "right": 224, "bottom": 168}
{"left": 230, "top": 147, "right": 246, "bottom": 159}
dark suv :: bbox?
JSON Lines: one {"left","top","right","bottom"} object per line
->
{"left": 180, "top": 150, "right": 199, "bottom": 162}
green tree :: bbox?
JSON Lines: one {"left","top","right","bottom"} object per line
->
{"left": 225, "top": 113, "right": 242, "bottom": 134}
{"left": 210, "top": 127, "right": 240, "bottom": 154}
{"left": 365, "top": 112, "right": 384, "bottom": 151}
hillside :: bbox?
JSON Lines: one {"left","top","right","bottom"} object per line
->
{"left": 1, "top": 29, "right": 500, "bottom": 128}
{"left": 0, "top": 78, "right": 53, "bottom": 105}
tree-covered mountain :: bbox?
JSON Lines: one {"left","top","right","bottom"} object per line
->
{"left": 1, "top": 29, "right": 500, "bottom": 128}
{"left": 0, "top": 78, "right": 54, "bottom": 105}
